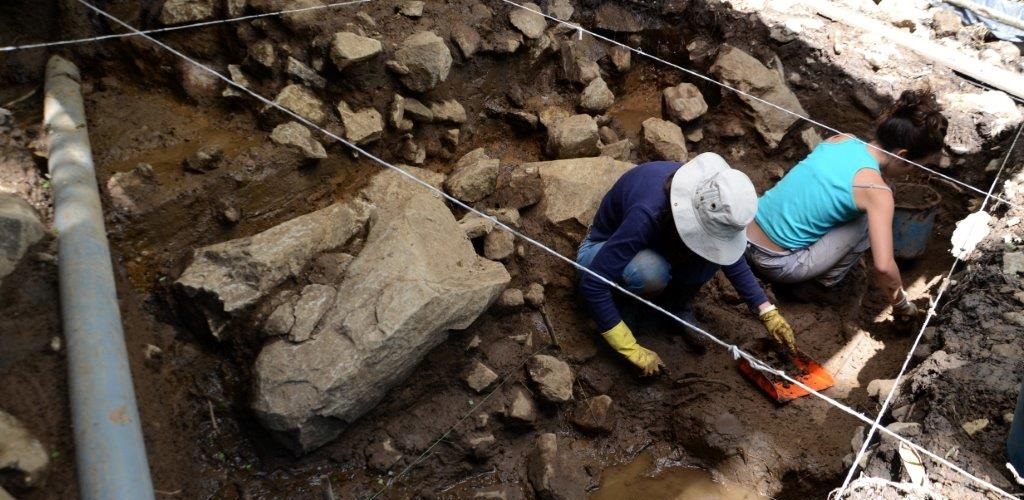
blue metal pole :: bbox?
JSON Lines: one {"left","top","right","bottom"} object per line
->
{"left": 44, "top": 55, "right": 155, "bottom": 500}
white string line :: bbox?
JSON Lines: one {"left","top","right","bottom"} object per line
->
{"left": 0, "top": 0, "right": 372, "bottom": 53}
{"left": 498, "top": 0, "right": 1022, "bottom": 210}
{"left": 73, "top": 2, "right": 1018, "bottom": 498}
{"left": 365, "top": 343, "right": 554, "bottom": 500}
{"left": 838, "top": 121, "right": 1024, "bottom": 497}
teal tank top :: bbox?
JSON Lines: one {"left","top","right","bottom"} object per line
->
{"left": 755, "top": 139, "right": 880, "bottom": 249}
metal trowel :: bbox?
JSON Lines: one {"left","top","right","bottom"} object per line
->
{"left": 738, "top": 350, "right": 835, "bottom": 403}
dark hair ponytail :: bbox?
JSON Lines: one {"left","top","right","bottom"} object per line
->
{"left": 876, "top": 89, "right": 948, "bottom": 161}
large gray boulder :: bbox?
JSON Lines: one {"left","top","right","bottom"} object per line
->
{"left": 0, "top": 194, "right": 46, "bottom": 286}
{"left": 710, "top": 45, "right": 806, "bottom": 149}
{"left": 175, "top": 200, "right": 371, "bottom": 338}
{"left": 518, "top": 157, "right": 634, "bottom": 231}
{"left": 387, "top": 32, "right": 453, "bottom": 93}
{"left": 250, "top": 171, "right": 510, "bottom": 452}
{"left": 509, "top": 2, "right": 547, "bottom": 39}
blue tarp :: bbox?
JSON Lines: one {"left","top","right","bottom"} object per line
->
{"left": 947, "top": 0, "right": 1024, "bottom": 42}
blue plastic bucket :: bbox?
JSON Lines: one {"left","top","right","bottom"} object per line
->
{"left": 1010, "top": 379, "right": 1024, "bottom": 477}
{"left": 892, "top": 183, "right": 941, "bottom": 260}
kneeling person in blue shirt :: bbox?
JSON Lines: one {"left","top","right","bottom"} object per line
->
{"left": 577, "top": 153, "right": 796, "bottom": 376}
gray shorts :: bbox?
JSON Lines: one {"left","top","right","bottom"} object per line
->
{"left": 745, "top": 216, "right": 870, "bottom": 287}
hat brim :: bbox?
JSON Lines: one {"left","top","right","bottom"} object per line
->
{"left": 669, "top": 153, "right": 749, "bottom": 266}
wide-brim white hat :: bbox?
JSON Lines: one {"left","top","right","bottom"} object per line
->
{"left": 669, "top": 152, "right": 758, "bottom": 265}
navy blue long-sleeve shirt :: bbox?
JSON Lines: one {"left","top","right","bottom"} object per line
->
{"left": 580, "top": 161, "right": 770, "bottom": 331}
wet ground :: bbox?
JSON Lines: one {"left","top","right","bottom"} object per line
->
{"left": 0, "top": 0, "right": 1015, "bottom": 499}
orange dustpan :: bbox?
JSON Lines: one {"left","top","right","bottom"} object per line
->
{"left": 738, "top": 350, "right": 835, "bottom": 403}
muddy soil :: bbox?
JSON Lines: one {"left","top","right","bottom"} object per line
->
{"left": 0, "top": 1, "right": 1019, "bottom": 499}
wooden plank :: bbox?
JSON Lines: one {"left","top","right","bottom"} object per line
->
{"left": 808, "top": 0, "right": 1024, "bottom": 101}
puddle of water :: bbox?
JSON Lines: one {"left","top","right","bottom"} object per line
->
{"left": 590, "top": 452, "right": 765, "bottom": 500}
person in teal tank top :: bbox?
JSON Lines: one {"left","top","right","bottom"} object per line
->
{"left": 745, "top": 90, "right": 947, "bottom": 324}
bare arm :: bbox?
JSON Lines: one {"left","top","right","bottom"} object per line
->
{"left": 861, "top": 185, "right": 904, "bottom": 304}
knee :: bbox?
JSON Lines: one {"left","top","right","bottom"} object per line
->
{"left": 623, "top": 250, "right": 671, "bottom": 296}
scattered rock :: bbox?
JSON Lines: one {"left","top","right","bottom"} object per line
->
{"left": 609, "top": 45, "right": 631, "bottom": 72}
{"left": 399, "top": 0, "right": 424, "bottom": 17}
{"left": 547, "top": 0, "right": 573, "bottom": 20}
{"left": 430, "top": 100, "right": 467, "bottom": 124}
{"left": 710, "top": 45, "right": 807, "bottom": 149}
{"left": 336, "top": 101, "right": 384, "bottom": 145}
{"left": 143, "top": 344, "right": 163, "bottom": 361}
{"left": 399, "top": 136, "right": 426, "bottom": 164}
{"left": 355, "top": 11, "right": 376, "bottom": 29}
{"left": 483, "top": 31, "right": 524, "bottom": 54}
{"left": 641, "top": 118, "right": 687, "bottom": 162}
{"left": 182, "top": 145, "right": 224, "bottom": 172}
{"left": 595, "top": 3, "right": 642, "bottom": 32}
{"left": 1004, "top": 252, "right": 1024, "bottom": 276}
{"left": 931, "top": 9, "right": 962, "bottom": 37}
{"left": 248, "top": 39, "right": 277, "bottom": 69}
{"left": 0, "top": 194, "right": 46, "bottom": 285}
{"left": 403, "top": 97, "right": 434, "bottom": 122}
{"left": 538, "top": 106, "right": 571, "bottom": 130}
{"left": 264, "top": 300, "right": 296, "bottom": 338}
{"left": 599, "top": 139, "right": 633, "bottom": 161}
{"left": 459, "top": 213, "right": 495, "bottom": 239}
{"left": 219, "top": 204, "right": 241, "bottom": 225}
{"left": 962, "top": 418, "right": 989, "bottom": 436}
{"left": 527, "top": 433, "right": 586, "bottom": 500}
{"left": 484, "top": 229, "right": 515, "bottom": 261}
{"left": 464, "top": 360, "right": 500, "bottom": 392}
{"left": 179, "top": 60, "right": 221, "bottom": 103}
{"left": 452, "top": 24, "right": 482, "bottom": 59}
{"left": 0, "top": 409, "right": 49, "bottom": 488}
{"left": 330, "top": 32, "right": 382, "bottom": 70}
{"left": 270, "top": 121, "right": 327, "bottom": 159}
{"left": 559, "top": 38, "right": 601, "bottom": 84}
{"left": 579, "top": 77, "right": 614, "bottom": 113}
{"left": 546, "top": 114, "right": 600, "bottom": 159}
{"left": 473, "top": 485, "right": 525, "bottom": 500}
{"left": 285, "top": 57, "right": 326, "bottom": 88}
{"left": 527, "top": 355, "right": 573, "bottom": 403}
{"left": 506, "top": 386, "right": 537, "bottom": 424}
{"left": 599, "top": 126, "right": 618, "bottom": 144}
{"left": 509, "top": 2, "right": 547, "bottom": 39}
{"left": 160, "top": 0, "right": 215, "bottom": 25}
{"left": 524, "top": 283, "right": 545, "bottom": 307}
{"left": 801, "top": 127, "right": 823, "bottom": 151}
{"left": 365, "top": 437, "right": 402, "bottom": 472}
{"left": 461, "top": 430, "right": 497, "bottom": 460}
{"left": 517, "top": 157, "right": 634, "bottom": 231}
{"left": 387, "top": 31, "right": 453, "bottom": 92}
{"left": 485, "top": 208, "right": 520, "bottom": 227}
{"left": 662, "top": 83, "right": 708, "bottom": 123}
{"left": 446, "top": 148, "right": 500, "bottom": 202}
{"left": 569, "top": 395, "right": 613, "bottom": 433}
{"left": 492, "top": 161, "right": 543, "bottom": 209}
{"left": 222, "top": 64, "right": 252, "bottom": 99}
{"left": 270, "top": 84, "right": 327, "bottom": 125}
{"left": 498, "top": 288, "right": 525, "bottom": 309}
{"left": 881, "top": 422, "right": 922, "bottom": 445}
{"left": 866, "top": 378, "right": 897, "bottom": 401}
{"left": 685, "top": 127, "right": 703, "bottom": 143}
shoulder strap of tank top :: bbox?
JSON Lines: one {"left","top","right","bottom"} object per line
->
{"left": 852, "top": 183, "right": 892, "bottom": 192}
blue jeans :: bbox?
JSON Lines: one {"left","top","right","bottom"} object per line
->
{"left": 576, "top": 239, "right": 671, "bottom": 297}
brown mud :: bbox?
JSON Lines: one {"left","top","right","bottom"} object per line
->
{"left": 893, "top": 182, "right": 942, "bottom": 210}
{"left": 0, "top": 1, "right": 1019, "bottom": 499}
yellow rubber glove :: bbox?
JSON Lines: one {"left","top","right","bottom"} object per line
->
{"left": 601, "top": 321, "right": 665, "bottom": 376}
{"left": 759, "top": 306, "right": 797, "bottom": 354}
